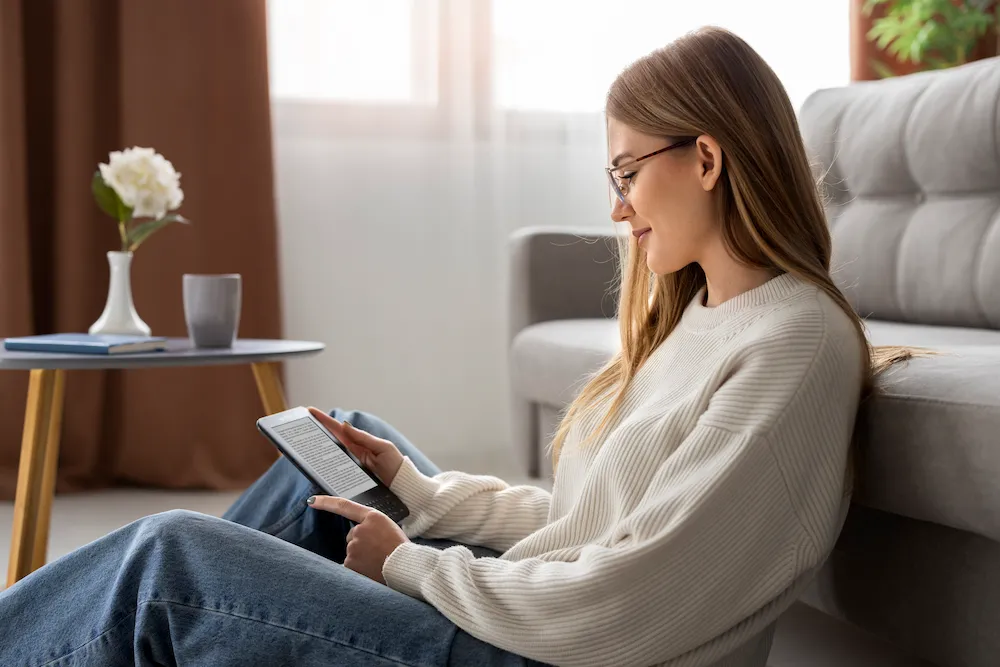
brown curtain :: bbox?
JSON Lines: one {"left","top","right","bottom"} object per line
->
{"left": 851, "top": 0, "right": 999, "bottom": 80}
{"left": 0, "top": 0, "right": 282, "bottom": 499}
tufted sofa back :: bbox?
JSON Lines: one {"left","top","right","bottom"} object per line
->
{"left": 798, "top": 57, "right": 1000, "bottom": 329}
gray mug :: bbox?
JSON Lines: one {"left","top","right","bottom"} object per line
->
{"left": 183, "top": 274, "right": 242, "bottom": 348}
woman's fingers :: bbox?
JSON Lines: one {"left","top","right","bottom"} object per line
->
{"left": 308, "top": 407, "right": 341, "bottom": 431}
{"left": 308, "top": 407, "right": 384, "bottom": 470}
{"left": 308, "top": 407, "right": 397, "bottom": 458}
{"left": 328, "top": 425, "right": 375, "bottom": 464}
{"left": 333, "top": 433, "right": 372, "bottom": 466}
{"left": 307, "top": 495, "right": 371, "bottom": 523}
{"left": 309, "top": 407, "right": 360, "bottom": 446}
{"left": 341, "top": 420, "right": 395, "bottom": 453}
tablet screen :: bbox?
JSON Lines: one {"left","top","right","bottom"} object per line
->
{"left": 273, "top": 417, "right": 378, "bottom": 498}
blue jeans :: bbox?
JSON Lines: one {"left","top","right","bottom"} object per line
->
{"left": 0, "top": 409, "right": 544, "bottom": 667}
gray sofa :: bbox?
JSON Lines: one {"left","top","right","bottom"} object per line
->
{"left": 508, "top": 57, "right": 1000, "bottom": 667}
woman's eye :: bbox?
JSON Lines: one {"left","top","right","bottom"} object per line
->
{"left": 621, "top": 172, "right": 636, "bottom": 182}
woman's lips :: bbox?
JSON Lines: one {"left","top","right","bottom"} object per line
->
{"left": 632, "top": 227, "right": 652, "bottom": 243}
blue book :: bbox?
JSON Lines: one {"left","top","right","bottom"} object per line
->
{"left": 3, "top": 333, "right": 168, "bottom": 355}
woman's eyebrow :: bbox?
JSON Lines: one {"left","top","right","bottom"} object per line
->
{"left": 610, "top": 152, "right": 633, "bottom": 168}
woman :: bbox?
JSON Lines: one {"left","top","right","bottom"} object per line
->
{"left": 1, "top": 27, "right": 914, "bottom": 667}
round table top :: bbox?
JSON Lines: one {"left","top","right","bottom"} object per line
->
{"left": 0, "top": 338, "right": 325, "bottom": 370}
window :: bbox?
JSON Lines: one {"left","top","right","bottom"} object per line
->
{"left": 267, "top": 0, "right": 438, "bottom": 104}
{"left": 492, "top": 0, "right": 850, "bottom": 113}
{"left": 267, "top": 0, "right": 850, "bottom": 138}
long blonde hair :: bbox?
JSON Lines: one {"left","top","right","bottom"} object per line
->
{"left": 550, "top": 27, "right": 924, "bottom": 473}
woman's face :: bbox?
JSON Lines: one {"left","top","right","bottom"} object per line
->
{"left": 606, "top": 118, "right": 723, "bottom": 275}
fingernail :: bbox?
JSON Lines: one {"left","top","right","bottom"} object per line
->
{"left": 343, "top": 421, "right": 353, "bottom": 430}
{"left": 306, "top": 496, "right": 316, "bottom": 505}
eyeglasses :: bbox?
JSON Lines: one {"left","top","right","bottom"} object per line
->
{"left": 605, "top": 137, "right": 697, "bottom": 205}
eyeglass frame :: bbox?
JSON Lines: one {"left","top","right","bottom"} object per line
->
{"left": 605, "top": 137, "right": 697, "bottom": 205}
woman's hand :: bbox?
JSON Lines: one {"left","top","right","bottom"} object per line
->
{"left": 308, "top": 407, "right": 405, "bottom": 487}
{"left": 307, "top": 495, "right": 408, "bottom": 584}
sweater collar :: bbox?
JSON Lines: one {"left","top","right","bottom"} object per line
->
{"left": 681, "top": 273, "right": 806, "bottom": 332}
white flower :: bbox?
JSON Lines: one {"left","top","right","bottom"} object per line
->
{"left": 98, "top": 147, "right": 184, "bottom": 220}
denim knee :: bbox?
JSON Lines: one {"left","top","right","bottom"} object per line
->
{"left": 139, "top": 509, "right": 211, "bottom": 544}
{"left": 138, "top": 509, "right": 248, "bottom": 557}
{"left": 145, "top": 508, "right": 204, "bottom": 528}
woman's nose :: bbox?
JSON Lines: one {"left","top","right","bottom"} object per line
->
{"left": 610, "top": 197, "right": 633, "bottom": 222}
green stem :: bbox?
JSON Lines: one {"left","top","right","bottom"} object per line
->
{"left": 117, "top": 220, "right": 129, "bottom": 252}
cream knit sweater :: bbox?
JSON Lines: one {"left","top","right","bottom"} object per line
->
{"left": 382, "top": 273, "right": 864, "bottom": 667}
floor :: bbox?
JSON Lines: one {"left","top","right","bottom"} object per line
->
{"left": 0, "top": 488, "right": 244, "bottom": 573}
{"left": 0, "top": 454, "right": 932, "bottom": 667}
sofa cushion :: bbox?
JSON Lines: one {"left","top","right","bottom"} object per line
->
{"left": 511, "top": 317, "right": 1000, "bottom": 542}
{"left": 856, "top": 345, "right": 1000, "bottom": 542}
{"left": 510, "top": 318, "right": 618, "bottom": 406}
{"left": 510, "top": 317, "right": 1000, "bottom": 409}
{"left": 866, "top": 319, "right": 1000, "bottom": 346}
{"left": 799, "top": 57, "right": 1000, "bottom": 329}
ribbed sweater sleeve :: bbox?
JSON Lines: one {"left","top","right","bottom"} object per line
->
{"left": 388, "top": 458, "right": 552, "bottom": 552}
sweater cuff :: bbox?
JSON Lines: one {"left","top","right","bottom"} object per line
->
{"left": 388, "top": 456, "right": 440, "bottom": 514}
{"left": 382, "top": 540, "right": 442, "bottom": 599}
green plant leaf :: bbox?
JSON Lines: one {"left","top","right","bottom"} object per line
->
{"left": 126, "top": 213, "right": 190, "bottom": 252}
{"left": 92, "top": 171, "right": 127, "bottom": 221}
{"left": 865, "top": 0, "right": 996, "bottom": 69}
{"left": 967, "top": 12, "right": 995, "bottom": 32}
{"left": 869, "top": 22, "right": 900, "bottom": 50}
{"left": 924, "top": 54, "right": 950, "bottom": 68}
{"left": 864, "top": 0, "right": 894, "bottom": 16}
{"left": 870, "top": 58, "right": 899, "bottom": 79}
{"left": 91, "top": 170, "right": 134, "bottom": 223}
{"left": 937, "top": 1, "right": 959, "bottom": 22}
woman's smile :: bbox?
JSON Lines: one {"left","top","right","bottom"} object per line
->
{"left": 632, "top": 226, "right": 652, "bottom": 245}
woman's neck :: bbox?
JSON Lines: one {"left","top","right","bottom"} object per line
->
{"left": 701, "top": 265, "right": 780, "bottom": 308}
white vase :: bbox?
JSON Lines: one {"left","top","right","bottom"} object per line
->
{"left": 88, "top": 251, "right": 151, "bottom": 337}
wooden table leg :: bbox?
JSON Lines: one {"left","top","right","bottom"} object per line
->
{"left": 31, "top": 369, "right": 66, "bottom": 572}
{"left": 7, "top": 369, "right": 64, "bottom": 587}
{"left": 251, "top": 362, "right": 288, "bottom": 415}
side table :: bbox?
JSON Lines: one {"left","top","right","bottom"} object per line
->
{"left": 2, "top": 338, "right": 324, "bottom": 587}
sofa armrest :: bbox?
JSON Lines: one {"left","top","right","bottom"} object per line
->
{"left": 508, "top": 227, "right": 619, "bottom": 342}
{"left": 507, "top": 227, "right": 619, "bottom": 477}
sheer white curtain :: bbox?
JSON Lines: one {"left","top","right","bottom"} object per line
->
{"left": 267, "top": 0, "right": 849, "bottom": 467}
{"left": 269, "top": 0, "right": 847, "bottom": 111}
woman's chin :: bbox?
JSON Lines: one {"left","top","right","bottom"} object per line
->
{"left": 645, "top": 253, "right": 677, "bottom": 276}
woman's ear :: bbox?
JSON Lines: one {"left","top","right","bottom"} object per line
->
{"left": 695, "top": 135, "right": 723, "bottom": 191}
